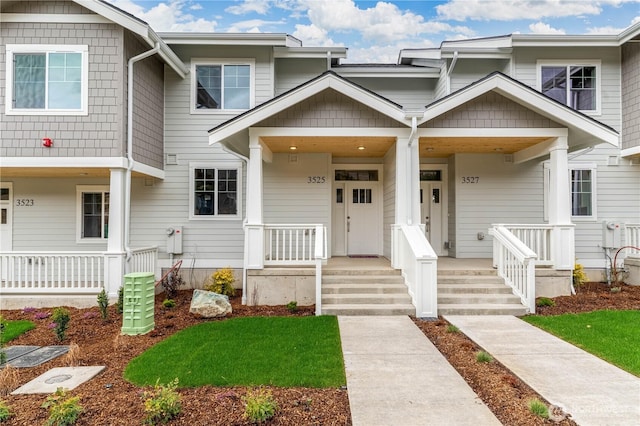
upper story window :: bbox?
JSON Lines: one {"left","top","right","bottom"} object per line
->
{"left": 537, "top": 61, "right": 600, "bottom": 115}
{"left": 5, "top": 45, "right": 88, "bottom": 115}
{"left": 191, "top": 59, "right": 254, "bottom": 113}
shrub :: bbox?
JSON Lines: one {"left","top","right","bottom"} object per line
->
{"left": 51, "top": 308, "right": 71, "bottom": 342}
{"left": 42, "top": 388, "right": 83, "bottom": 426}
{"left": 286, "top": 301, "right": 298, "bottom": 313}
{"left": 0, "top": 317, "right": 5, "bottom": 365}
{"left": 97, "top": 289, "right": 109, "bottom": 321}
{"left": 162, "top": 299, "right": 176, "bottom": 309}
{"left": 0, "top": 398, "right": 11, "bottom": 422}
{"left": 536, "top": 297, "right": 555, "bottom": 307}
{"left": 528, "top": 398, "right": 549, "bottom": 419}
{"left": 573, "top": 262, "right": 587, "bottom": 287}
{"left": 446, "top": 324, "right": 460, "bottom": 333}
{"left": 160, "top": 271, "right": 184, "bottom": 299}
{"left": 142, "top": 378, "right": 182, "bottom": 425}
{"left": 116, "top": 286, "right": 124, "bottom": 314}
{"left": 243, "top": 388, "right": 277, "bottom": 424}
{"left": 476, "top": 351, "right": 493, "bottom": 363}
{"left": 204, "top": 267, "right": 236, "bottom": 297}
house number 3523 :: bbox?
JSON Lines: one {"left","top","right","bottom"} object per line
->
{"left": 16, "top": 199, "right": 34, "bottom": 206}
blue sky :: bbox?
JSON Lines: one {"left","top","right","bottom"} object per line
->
{"left": 107, "top": 0, "right": 640, "bottom": 62}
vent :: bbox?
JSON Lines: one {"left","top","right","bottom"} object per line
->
{"left": 608, "top": 156, "right": 620, "bottom": 166}
{"left": 503, "top": 154, "right": 514, "bottom": 163}
{"left": 288, "top": 154, "right": 298, "bottom": 163}
{"left": 165, "top": 153, "right": 178, "bottom": 165}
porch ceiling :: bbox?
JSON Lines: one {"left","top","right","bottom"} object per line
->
{"left": 260, "top": 136, "right": 396, "bottom": 158}
{"left": 0, "top": 168, "right": 149, "bottom": 178}
{"left": 419, "top": 136, "right": 549, "bottom": 158}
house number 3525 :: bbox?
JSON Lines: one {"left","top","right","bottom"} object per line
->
{"left": 307, "top": 176, "right": 326, "bottom": 183}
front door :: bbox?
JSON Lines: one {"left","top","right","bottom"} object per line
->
{"left": 420, "top": 168, "right": 448, "bottom": 256}
{"left": 0, "top": 183, "right": 12, "bottom": 251}
{"left": 346, "top": 182, "right": 380, "bottom": 255}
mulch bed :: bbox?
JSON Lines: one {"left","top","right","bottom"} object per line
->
{"left": 2, "top": 281, "right": 639, "bottom": 425}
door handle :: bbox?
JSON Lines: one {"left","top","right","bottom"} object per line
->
{"left": 347, "top": 216, "right": 350, "bottom": 232}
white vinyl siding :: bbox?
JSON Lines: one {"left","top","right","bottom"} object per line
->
{"left": 449, "top": 59, "right": 510, "bottom": 94}
{"left": 348, "top": 77, "right": 436, "bottom": 110}
{"left": 383, "top": 146, "right": 396, "bottom": 258}
{"left": 5, "top": 44, "right": 88, "bottom": 115}
{"left": 275, "top": 58, "right": 327, "bottom": 95}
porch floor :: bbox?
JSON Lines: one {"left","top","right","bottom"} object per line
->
{"left": 325, "top": 256, "right": 493, "bottom": 271}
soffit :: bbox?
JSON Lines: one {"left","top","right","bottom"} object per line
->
{"left": 418, "top": 137, "right": 549, "bottom": 158}
{"left": 260, "top": 136, "right": 396, "bottom": 158}
{"left": 0, "top": 168, "right": 150, "bottom": 178}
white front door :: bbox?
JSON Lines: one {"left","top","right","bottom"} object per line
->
{"left": 0, "top": 183, "right": 12, "bottom": 251}
{"left": 346, "top": 182, "right": 380, "bottom": 255}
{"left": 420, "top": 167, "right": 448, "bottom": 256}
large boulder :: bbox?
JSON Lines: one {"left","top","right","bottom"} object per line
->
{"left": 189, "top": 289, "right": 232, "bottom": 318}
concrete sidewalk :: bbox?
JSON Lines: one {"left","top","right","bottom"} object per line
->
{"left": 446, "top": 315, "right": 640, "bottom": 426}
{"left": 339, "top": 316, "right": 500, "bottom": 426}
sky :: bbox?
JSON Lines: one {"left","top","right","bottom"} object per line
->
{"left": 106, "top": 0, "right": 640, "bottom": 62}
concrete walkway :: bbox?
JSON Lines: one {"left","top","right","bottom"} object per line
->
{"left": 446, "top": 315, "right": 640, "bottom": 426}
{"left": 338, "top": 316, "right": 500, "bottom": 426}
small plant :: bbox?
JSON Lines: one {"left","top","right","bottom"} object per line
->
{"left": 573, "top": 262, "right": 587, "bottom": 287}
{"left": 116, "top": 286, "right": 124, "bottom": 314}
{"left": 204, "top": 267, "right": 236, "bottom": 297}
{"left": 243, "top": 388, "right": 277, "bottom": 424}
{"left": 42, "top": 388, "right": 83, "bottom": 426}
{"left": 446, "top": 324, "right": 460, "bottom": 333}
{"left": 97, "top": 288, "right": 109, "bottom": 321}
{"left": 51, "top": 308, "right": 71, "bottom": 342}
{"left": 22, "top": 307, "right": 37, "bottom": 314}
{"left": 0, "top": 365, "right": 19, "bottom": 397}
{"left": 475, "top": 351, "right": 493, "bottom": 363}
{"left": 286, "top": 301, "right": 298, "bottom": 313}
{"left": 536, "top": 297, "right": 555, "bottom": 307}
{"left": 610, "top": 286, "right": 621, "bottom": 294}
{"left": 64, "top": 343, "right": 81, "bottom": 367}
{"left": 161, "top": 270, "right": 184, "bottom": 299}
{"left": 0, "top": 398, "right": 11, "bottom": 422}
{"left": 34, "top": 311, "right": 51, "bottom": 320}
{"left": 528, "top": 398, "right": 549, "bottom": 419}
{"left": 142, "top": 378, "right": 182, "bottom": 425}
{"left": 162, "top": 299, "right": 176, "bottom": 309}
{"left": 0, "top": 316, "right": 6, "bottom": 365}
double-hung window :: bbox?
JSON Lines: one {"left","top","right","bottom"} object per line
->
{"left": 189, "top": 163, "right": 242, "bottom": 220}
{"left": 77, "top": 186, "right": 109, "bottom": 242}
{"left": 191, "top": 59, "right": 254, "bottom": 113}
{"left": 537, "top": 61, "right": 600, "bottom": 114}
{"left": 5, "top": 45, "right": 88, "bottom": 115}
{"left": 543, "top": 163, "right": 597, "bottom": 221}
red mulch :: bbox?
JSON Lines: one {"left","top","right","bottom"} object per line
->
{"left": 2, "top": 281, "right": 639, "bottom": 425}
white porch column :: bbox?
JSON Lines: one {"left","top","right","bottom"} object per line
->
{"left": 392, "top": 138, "right": 410, "bottom": 268}
{"left": 105, "top": 168, "right": 126, "bottom": 297}
{"left": 548, "top": 137, "right": 575, "bottom": 270}
{"left": 245, "top": 133, "right": 264, "bottom": 269}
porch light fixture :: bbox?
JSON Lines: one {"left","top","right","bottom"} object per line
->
{"left": 425, "top": 147, "right": 434, "bottom": 152}
{"left": 357, "top": 145, "right": 365, "bottom": 150}
{"left": 289, "top": 145, "right": 297, "bottom": 150}
{"left": 494, "top": 148, "right": 503, "bottom": 152}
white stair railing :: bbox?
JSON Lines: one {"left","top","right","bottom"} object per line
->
{"left": 264, "top": 224, "right": 325, "bottom": 265}
{"left": 314, "top": 225, "right": 327, "bottom": 315}
{"left": 500, "top": 224, "right": 553, "bottom": 265}
{"left": 489, "top": 226, "right": 537, "bottom": 313}
{"left": 127, "top": 246, "right": 158, "bottom": 275}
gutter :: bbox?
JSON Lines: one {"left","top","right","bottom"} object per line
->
{"left": 124, "top": 43, "right": 161, "bottom": 262}
{"left": 406, "top": 115, "right": 419, "bottom": 225}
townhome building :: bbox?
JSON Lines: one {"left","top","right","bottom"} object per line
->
{"left": 1, "top": 0, "right": 639, "bottom": 317}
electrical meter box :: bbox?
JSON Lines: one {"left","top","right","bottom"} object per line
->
{"left": 166, "top": 226, "right": 183, "bottom": 254}
{"left": 602, "top": 220, "right": 622, "bottom": 248}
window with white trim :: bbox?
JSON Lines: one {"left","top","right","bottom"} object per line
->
{"left": 5, "top": 45, "right": 88, "bottom": 115}
{"left": 76, "top": 186, "right": 109, "bottom": 241}
{"left": 537, "top": 61, "right": 600, "bottom": 114}
{"left": 191, "top": 59, "right": 254, "bottom": 113}
{"left": 189, "top": 163, "right": 242, "bottom": 219}
{"left": 570, "top": 167, "right": 596, "bottom": 219}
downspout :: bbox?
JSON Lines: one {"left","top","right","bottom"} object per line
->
{"left": 221, "top": 142, "right": 250, "bottom": 304}
{"left": 446, "top": 51, "right": 459, "bottom": 95}
{"left": 125, "top": 43, "right": 161, "bottom": 262}
{"left": 407, "top": 116, "right": 418, "bottom": 225}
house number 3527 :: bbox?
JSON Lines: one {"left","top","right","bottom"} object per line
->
{"left": 461, "top": 177, "right": 479, "bottom": 184}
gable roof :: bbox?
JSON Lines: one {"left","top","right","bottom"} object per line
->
{"left": 421, "top": 71, "right": 618, "bottom": 147}
{"left": 208, "top": 71, "right": 409, "bottom": 143}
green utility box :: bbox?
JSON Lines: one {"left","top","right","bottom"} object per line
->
{"left": 121, "top": 272, "right": 155, "bottom": 335}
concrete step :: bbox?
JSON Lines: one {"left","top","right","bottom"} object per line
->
{"left": 438, "top": 293, "right": 522, "bottom": 305}
{"left": 323, "top": 283, "right": 408, "bottom": 294}
{"left": 322, "top": 275, "right": 405, "bottom": 285}
{"left": 322, "top": 293, "right": 412, "bottom": 305}
{"left": 322, "top": 303, "right": 415, "bottom": 316}
{"left": 438, "top": 283, "right": 514, "bottom": 294}
{"left": 438, "top": 303, "right": 528, "bottom": 316}
{"left": 438, "top": 275, "right": 505, "bottom": 285}
{"left": 323, "top": 269, "right": 401, "bottom": 276}
{"left": 437, "top": 269, "right": 498, "bottom": 276}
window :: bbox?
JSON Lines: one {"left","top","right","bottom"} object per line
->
{"left": 571, "top": 168, "right": 596, "bottom": 219}
{"left": 538, "top": 61, "right": 600, "bottom": 114}
{"left": 189, "top": 163, "right": 242, "bottom": 219}
{"left": 5, "top": 45, "right": 88, "bottom": 115}
{"left": 76, "top": 186, "right": 109, "bottom": 241}
{"left": 191, "top": 59, "right": 254, "bottom": 112}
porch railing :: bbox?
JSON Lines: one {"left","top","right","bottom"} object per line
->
{"left": 264, "top": 224, "right": 327, "bottom": 265}
{"left": 499, "top": 224, "right": 553, "bottom": 266}
{"left": 127, "top": 246, "right": 158, "bottom": 274}
{"left": 396, "top": 225, "right": 438, "bottom": 317}
{"left": 0, "top": 252, "right": 105, "bottom": 293}
{"left": 626, "top": 224, "right": 640, "bottom": 256}
{"left": 489, "top": 226, "right": 537, "bottom": 313}
{"left": 313, "top": 225, "right": 327, "bottom": 315}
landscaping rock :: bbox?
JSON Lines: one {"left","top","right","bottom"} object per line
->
{"left": 189, "top": 289, "right": 232, "bottom": 318}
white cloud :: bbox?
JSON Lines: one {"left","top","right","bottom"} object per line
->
{"left": 586, "top": 25, "right": 627, "bottom": 34}
{"left": 226, "top": 19, "right": 285, "bottom": 32}
{"left": 529, "top": 22, "right": 566, "bottom": 34}
{"left": 225, "top": 0, "right": 271, "bottom": 15}
{"left": 632, "top": 15, "right": 640, "bottom": 24}
{"left": 292, "top": 23, "right": 341, "bottom": 46}
{"left": 346, "top": 40, "right": 436, "bottom": 63}
{"left": 189, "top": 3, "right": 203, "bottom": 10}
{"left": 436, "top": 0, "right": 639, "bottom": 22}
{"left": 106, "top": 0, "right": 218, "bottom": 32}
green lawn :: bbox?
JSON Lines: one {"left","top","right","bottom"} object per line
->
{"left": 523, "top": 310, "right": 640, "bottom": 376}
{"left": 124, "top": 316, "right": 346, "bottom": 388}
{"left": 1, "top": 320, "right": 36, "bottom": 344}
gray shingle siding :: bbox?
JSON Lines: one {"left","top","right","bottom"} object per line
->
{"left": 3, "top": 0, "right": 91, "bottom": 14}
{"left": 622, "top": 42, "right": 640, "bottom": 151}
